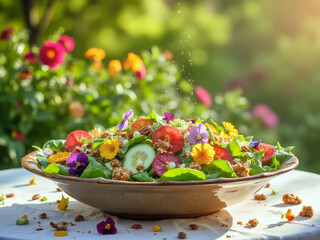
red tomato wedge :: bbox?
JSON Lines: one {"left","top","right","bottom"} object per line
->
{"left": 66, "top": 130, "right": 92, "bottom": 151}
{"left": 152, "top": 126, "right": 184, "bottom": 153}
{"left": 152, "top": 153, "right": 183, "bottom": 177}
{"left": 129, "top": 118, "right": 153, "bottom": 138}
{"left": 213, "top": 145, "right": 233, "bottom": 164}
{"left": 257, "top": 144, "right": 276, "bottom": 163}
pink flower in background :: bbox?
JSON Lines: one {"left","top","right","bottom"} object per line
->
{"left": 24, "top": 50, "right": 36, "bottom": 64}
{"left": 66, "top": 78, "right": 74, "bottom": 86}
{"left": 135, "top": 62, "right": 147, "bottom": 80}
{"left": 0, "top": 27, "right": 13, "bottom": 40}
{"left": 12, "top": 131, "right": 26, "bottom": 141}
{"left": 251, "top": 104, "right": 279, "bottom": 129}
{"left": 39, "top": 41, "right": 66, "bottom": 70}
{"left": 195, "top": 86, "right": 212, "bottom": 107}
{"left": 58, "top": 35, "right": 75, "bottom": 53}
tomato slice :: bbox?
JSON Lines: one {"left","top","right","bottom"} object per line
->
{"left": 213, "top": 145, "right": 233, "bottom": 164}
{"left": 66, "top": 130, "right": 92, "bottom": 151}
{"left": 257, "top": 144, "right": 276, "bottom": 163}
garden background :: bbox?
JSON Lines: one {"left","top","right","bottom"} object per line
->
{"left": 0, "top": 0, "right": 320, "bottom": 174}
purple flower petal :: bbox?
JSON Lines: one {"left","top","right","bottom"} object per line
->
{"left": 183, "top": 119, "right": 196, "bottom": 124}
{"left": 123, "top": 109, "right": 134, "bottom": 121}
{"left": 117, "top": 119, "right": 128, "bottom": 131}
{"left": 66, "top": 152, "right": 88, "bottom": 176}
{"left": 96, "top": 217, "right": 117, "bottom": 235}
{"left": 163, "top": 112, "right": 174, "bottom": 122}
{"left": 250, "top": 140, "right": 261, "bottom": 150}
{"left": 77, "top": 152, "right": 88, "bottom": 164}
{"left": 188, "top": 124, "right": 209, "bottom": 145}
{"left": 66, "top": 152, "right": 78, "bottom": 167}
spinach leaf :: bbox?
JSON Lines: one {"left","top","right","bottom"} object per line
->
{"left": 227, "top": 138, "right": 245, "bottom": 157}
{"left": 43, "top": 139, "right": 66, "bottom": 151}
{"left": 202, "top": 160, "right": 237, "bottom": 179}
{"left": 80, "top": 159, "right": 112, "bottom": 179}
{"left": 130, "top": 172, "right": 154, "bottom": 182}
{"left": 43, "top": 163, "right": 69, "bottom": 176}
{"left": 158, "top": 168, "right": 207, "bottom": 182}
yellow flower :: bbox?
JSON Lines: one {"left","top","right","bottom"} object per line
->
{"left": 222, "top": 121, "right": 238, "bottom": 137}
{"left": 205, "top": 123, "right": 219, "bottom": 134}
{"left": 29, "top": 175, "right": 36, "bottom": 185}
{"left": 89, "top": 127, "right": 102, "bottom": 138}
{"left": 123, "top": 52, "right": 142, "bottom": 73}
{"left": 108, "top": 59, "right": 122, "bottom": 78}
{"left": 21, "top": 215, "right": 28, "bottom": 219}
{"left": 100, "top": 138, "right": 120, "bottom": 159}
{"left": 153, "top": 225, "right": 161, "bottom": 232}
{"left": 48, "top": 152, "right": 72, "bottom": 163}
{"left": 191, "top": 143, "right": 215, "bottom": 165}
{"left": 54, "top": 231, "right": 68, "bottom": 237}
{"left": 84, "top": 48, "right": 106, "bottom": 61}
{"left": 57, "top": 195, "right": 69, "bottom": 211}
{"left": 91, "top": 61, "right": 104, "bottom": 72}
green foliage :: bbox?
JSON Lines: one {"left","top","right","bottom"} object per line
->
{"left": 158, "top": 168, "right": 207, "bottom": 182}
{"left": 80, "top": 159, "right": 112, "bottom": 179}
{"left": 202, "top": 160, "right": 237, "bottom": 179}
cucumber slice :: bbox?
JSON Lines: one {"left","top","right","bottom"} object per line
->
{"left": 123, "top": 144, "right": 156, "bottom": 174}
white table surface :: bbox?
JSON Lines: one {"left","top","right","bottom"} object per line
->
{"left": 0, "top": 168, "right": 319, "bottom": 240}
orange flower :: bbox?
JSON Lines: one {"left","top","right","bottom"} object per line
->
{"left": 191, "top": 143, "right": 215, "bottom": 165}
{"left": 285, "top": 209, "right": 295, "bottom": 221}
{"left": 123, "top": 52, "right": 142, "bottom": 73}
{"left": 69, "top": 101, "right": 84, "bottom": 119}
{"left": 84, "top": 48, "right": 106, "bottom": 61}
{"left": 163, "top": 50, "right": 173, "bottom": 61}
{"left": 91, "top": 61, "right": 104, "bottom": 72}
{"left": 108, "top": 60, "right": 122, "bottom": 78}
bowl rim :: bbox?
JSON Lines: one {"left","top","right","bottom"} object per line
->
{"left": 21, "top": 151, "right": 299, "bottom": 186}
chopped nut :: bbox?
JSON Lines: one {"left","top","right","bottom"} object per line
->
{"left": 182, "top": 150, "right": 191, "bottom": 158}
{"left": 265, "top": 183, "right": 271, "bottom": 188}
{"left": 100, "top": 132, "right": 110, "bottom": 138}
{"left": 90, "top": 148, "right": 100, "bottom": 157}
{"left": 39, "top": 213, "right": 47, "bottom": 219}
{"left": 32, "top": 194, "right": 40, "bottom": 200}
{"left": 56, "top": 188, "right": 62, "bottom": 192}
{"left": 189, "top": 224, "right": 199, "bottom": 230}
{"left": 131, "top": 224, "right": 142, "bottom": 229}
{"left": 139, "top": 126, "right": 153, "bottom": 136}
{"left": 74, "top": 215, "right": 85, "bottom": 222}
{"left": 247, "top": 218, "right": 259, "bottom": 227}
{"left": 189, "top": 162, "right": 201, "bottom": 171}
{"left": 237, "top": 221, "right": 243, "bottom": 225}
{"left": 36, "top": 228, "right": 43, "bottom": 231}
{"left": 232, "top": 163, "right": 249, "bottom": 177}
{"left": 254, "top": 194, "right": 267, "bottom": 200}
{"left": 282, "top": 193, "right": 302, "bottom": 205}
{"left": 110, "top": 159, "right": 120, "bottom": 168}
{"left": 50, "top": 221, "right": 68, "bottom": 231}
{"left": 5, "top": 193, "right": 14, "bottom": 198}
{"left": 56, "top": 200, "right": 61, "bottom": 204}
{"left": 112, "top": 167, "right": 132, "bottom": 181}
{"left": 226, "top": 235, "right": 232, "bottom": 238}
{"left": 154, "top": 139, "right": 172, "bottom": 153}
{"left": 178, "top": 232, "right": 187, "bottom": 239}
{"left": 119, "top": 132, "right": 128, "bottom": 138}
{"left": 299, "top": 206, "right": 314, "bottom": 217}
{"left": 136, "top": 164, "right": 144, "bottom": 172}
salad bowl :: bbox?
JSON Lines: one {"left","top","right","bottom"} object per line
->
{"left": 21, "top": 151, "right": 298, "bottom": 219}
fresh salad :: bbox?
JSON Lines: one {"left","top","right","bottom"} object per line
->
{"left": 33, "top": 110, "right": 294, "bottom": 182}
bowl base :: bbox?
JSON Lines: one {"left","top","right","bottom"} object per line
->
{"left": 105, "top": 210, "right": 219, "bottom": 220}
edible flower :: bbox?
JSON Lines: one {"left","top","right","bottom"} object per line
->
{"left": 205, "top": 123, "right": 219, "bottom": 134}
{"left": 48, "top": 152, "right": 72, "bottom": 163}
{"left": 0, "top": 193, "right": 5, "bottom": 205}
{"left": 284, "top": 209, "right": 295, "bottom": 221}
{"left": 191, "top": 143, "right": 215, "bottom": 165}
{"left": 183, "top": 119, "right": 196, "bottom": 124}
{"left": 123, "top": 52, "right": 143, "bottom": 73}
{"left": 163, "top": 112, "right": 174, "bottom": 122}
{"left": 89, "top": 127, "right": 102, "bottom": 138}
{"left": 16, "top": 215, "right": 29, "bottom": 225}
{"left": 39, "top": 40, "right": 66, "bottom": 70}
{"left": 97, "top": 217, "right": 117, "bottom": 235}
{"left": 108, "top": 60, "right": 122, "bottom": 78}
{"left": 100, "top": 138, "right": 120, "bottom": 159}
{"left": 54, "top": 231, "right": 68, "bottom": 237}
{"left": 135, "top": 62, "right": 147, "bottom": 80}
{"left": 153, "top": 225, "right": 161, "bottom": 232}
{"left": 84, "top": 48, "right": 106, "bottom": 61}
{"left": 58, "top": 35, "right": 75, "bottom": 53}
{"left": 29, "top": 175, "right": 37, "bottom": 185}
{"left": 57, "top": 195, "right": 69, "bottom": 211}
{"left": 24, "top": 50, "right": 36, "bottom": 64}
{"left": 188, "top": 124, "right": 209, "bottom": 145}
{"left": 222, "top": 121, "right": 238, "bottom": 137}
{"left": 66, "top": 152, "right": 88, "bottom": 176}
{"left": 195, "top": 86, "right": 212, "bottom": 107}
{"left": 250, "top": 140, "right": 261, "bottom": 150}
{"left": 117, "top": 109, "right": 134, "bottom": 131}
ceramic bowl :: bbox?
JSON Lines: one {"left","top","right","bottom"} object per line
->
{"left": 21, "top": 151, "right": 298, "bottom": 219}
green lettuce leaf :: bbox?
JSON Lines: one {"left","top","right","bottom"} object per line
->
{"left": 80, "top": 159, "right": 112, "bottom": 179}
{"left": 130, "top": 172, "right": 154, "bottom": 182}
{"left": 202, "top": 160, "right": 237, "bottom": 179}
{"left": 158, "top": 168, "right": 207, "bottom": 182}
{"left": 43, "top": 163, "right": 69, "bottom": 176}
{"left": 226, "top": 138, "right": 245, "bottom": 157}
{"left": 43, "top": 139, "right": 66, "bottom": 151}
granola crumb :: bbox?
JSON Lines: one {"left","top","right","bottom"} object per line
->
{"left": 88, "top": 230, "right": 91, "bottom": 233}
{"left": 312, "top": 224, "right": 315, "bottom": 227}
{"left": 221, "top": 224, "right": 228, "bottom": 227}
{"left": 36, "top": 228, "right": 43, "bottom": 231}
{"left": 56, "top": 188, "right": 62, "bottom": 192}
{"left": 247, "top": 218, "right": 259, "bottom": 227}
{"left": 39, "top": 213, "right": 47, "bottom": 219}
{"left": 254, "top": 194, "right": 267, "bottom": 200}
{"left": 265, "top": 183, "right": 271, "bottom": 188}
{"left": 237, "top": 221, "right": 243, "bottom": 225}
{"left": 112, "top": 167, "right": 132, "bottom": 181}
{"left": 282, "top": 193, "right": 302, "bottom": 205}
{"left": 131, "top": 224, "right": 142, "bottom": 229}
{"left": 5, "top": 193, "right": 15, "bottom": 198}
{"left": 178, "top": 232, "right": 187, "bottom": 239}
{"left": 32, "top": 194, "right": 40, "bottom": 200}
{"left": 110, "top": 159, "right": 120, "bottom": 168}
{"left": 74, "top": 215, "right": 85, "bottom": 222}
{"left": 232, "top": 162, "right": 250, "bottom": 177}
{"left": 136, "top": 164, "right": 145, "bottom": 172}
{"left": 56, "top": 200, "right": 61, "bottom": 204}
{"left": 90, "top": 148, "right": 100, "bottom": 157}
{"left": 50, "top": 221, "right": 68, "bottom": 231}
{"left": 278, "top": 224, "right": 282, "bottom": 226}
{"left": 189, "top": 162, "right": 201, "bottom": 171}
{"left": 189, "top": 224, "right": 199, "bottom": 230}
{"left": 227, "top": 235, "right": 232, "bottom": 238}
{"left": 154, "top": 139, "right": 172, "bottom": 153}
{"left": 299, "top": 206, "right": 314, "bottom": 218}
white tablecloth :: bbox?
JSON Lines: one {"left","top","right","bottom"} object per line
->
{"left": 0, "top": 168, "right": 319, "bottom": 240}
